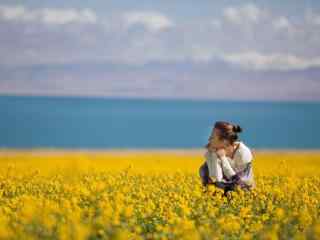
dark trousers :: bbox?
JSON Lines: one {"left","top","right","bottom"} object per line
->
{"left": 199, "top": 161, "right": 237, "bottom": 195}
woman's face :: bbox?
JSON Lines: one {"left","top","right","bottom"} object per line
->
{"left": 207, "top": 128, "right": 225, "bottom": 149}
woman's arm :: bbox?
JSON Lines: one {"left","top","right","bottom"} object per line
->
{"left": 235, "top": 146, "right": 253, "bottom": 173}
{"left": 215, "top": 148, "right": 237, "bottom": 180}
{"left": 232, "top": 147, "right": 254, "bottom": 185}
{"left": 219, "top": 155, "right": 236, "bottom": 179}
{"left": 205, "top": 151, "right": 223, "bottom": 182}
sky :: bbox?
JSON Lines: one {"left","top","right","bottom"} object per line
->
{"left": 0, "top": 0, "right": 320, "bottom": 101}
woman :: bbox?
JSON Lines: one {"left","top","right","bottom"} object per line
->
{"left": 199, "top": 121, "right": 255, "bottom": 195}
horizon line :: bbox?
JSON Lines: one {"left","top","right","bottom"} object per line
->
{"left": 1, "top": 93, "right": 320, "bottom": 104}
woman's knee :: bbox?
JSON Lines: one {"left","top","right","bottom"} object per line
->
{"left": 199, "top": 163, "right": 210, "bottom": 185}
{"left": 199, "top": 162, "right": 208, "bottom": 178}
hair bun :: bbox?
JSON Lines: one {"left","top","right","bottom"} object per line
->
{"left": 233, "top": 124, "right": 242, "bottom": 133}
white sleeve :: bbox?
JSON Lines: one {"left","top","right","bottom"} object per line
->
{"left": 219, "top": 156, "right": 236, "bottom": 179}
{"left": 236, "top": 146, "right": 253, "bottom": 173}
{"left": 205, "top": 151, "right": 223, "bottom": 181}
{"left": 239, "top": 146, "right": 253, "bottom": 165}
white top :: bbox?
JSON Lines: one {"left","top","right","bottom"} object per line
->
{"left": 204, "top": 141, "right": 254, "bottom": 185}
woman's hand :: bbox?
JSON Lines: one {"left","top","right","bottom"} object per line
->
{"left": 206, "top": 135, "right": 221, "bottom": 151}
{"left": 215, "top": 148, "right": 226, "bottom": 158}
{"left": 205, "top": 141, "right": 217, "bottom": 152}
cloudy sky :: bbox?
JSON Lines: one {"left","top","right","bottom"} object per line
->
{"left": 0, "top": 0, "right": 320, "bottom": 101}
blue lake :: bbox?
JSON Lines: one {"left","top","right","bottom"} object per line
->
{"left": 0, "top": 95, "right": 319, "bottom": 149}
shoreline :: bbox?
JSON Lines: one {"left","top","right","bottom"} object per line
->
{"left": 0, "top": 147, "right": 320, "bottom": 156}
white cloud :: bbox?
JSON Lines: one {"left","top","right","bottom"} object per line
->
{"left": 0, "top": 5, "right": 27, "bottom": 20}
{"left": 222, "top": 51, "right": 320, "bottom": 70}
{"left": 273, "top": 16, "right": 291, "bottom": 30}
{"left": 1, "top": 3, "right": 320, "bottom": 72}
{"left": 223, "top": 3, "right": 262, "bottom": 24}
{"left": 305, "top": 10, "right": 320, "bottom": 25}
{"left": 0, "top": 5, "right": 97, "bottom": 24}
{"left": 123, "top": 11, "right": 174, "bottom": 32}
{"left": 40, "top": 8, "right": 97, "bottom": 24}
{"left": 211, "top": 19, "right": 221, "bottom": 28}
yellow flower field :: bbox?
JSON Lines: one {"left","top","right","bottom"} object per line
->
{"left": 0, "top": 149, "right": 319, "bottom": 240}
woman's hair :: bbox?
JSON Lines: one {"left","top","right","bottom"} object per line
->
{"left": 213, "top": 121, "right": 242, "bottom": 145}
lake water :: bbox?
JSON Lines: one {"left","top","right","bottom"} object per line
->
{"left": 0, "top": 95, "right": 319, "bottom": 149}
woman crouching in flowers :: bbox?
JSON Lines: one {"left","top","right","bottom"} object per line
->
{"left": 199, "top": 121, "right": 255, "bottom": 196}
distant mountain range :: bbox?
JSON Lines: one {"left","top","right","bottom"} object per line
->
{"left": 1, "top": 60, "right": 319, "bottom": 101}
